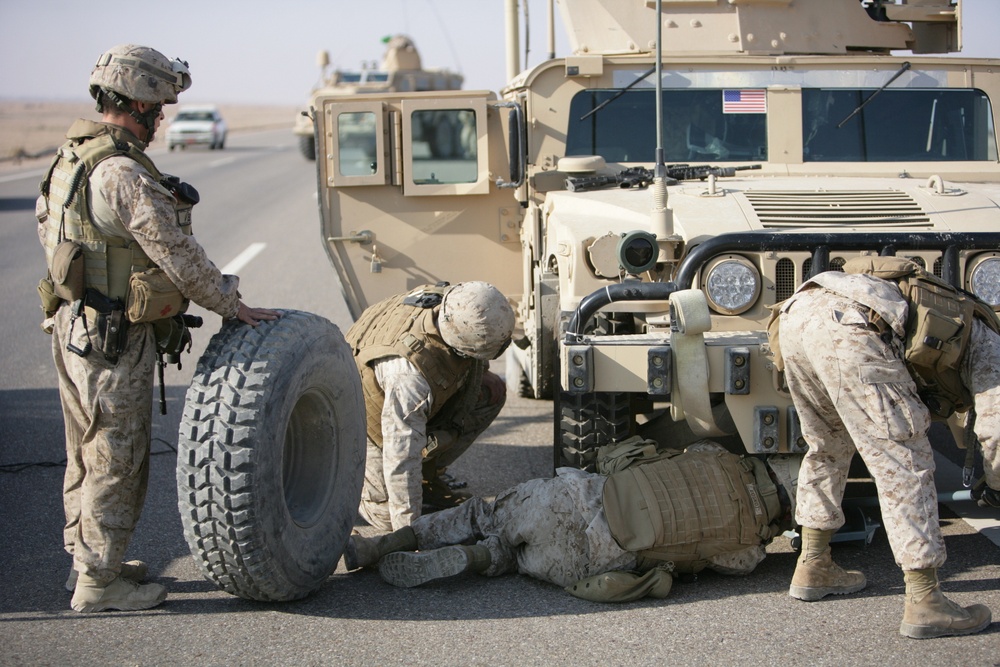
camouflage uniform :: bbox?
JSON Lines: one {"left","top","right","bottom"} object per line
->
{"left": 962, "top": 319, "right": 1000, "bottom": 492}
{"left": 409, "top": 453, "right": 774, "bottom": 589}
{"left": 779, "top": 272, "right": 945, "bottom": 570}
{"left": 38, "top": 144, "right": 240, "bottom": 585}
{"left": 359, "top": 357, "right": 504, "bottom": 531}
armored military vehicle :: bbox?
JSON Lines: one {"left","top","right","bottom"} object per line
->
{"left": 293, "top": 34, "right": 463, "bottom": 160}
{"left": 174, "top": 0, "right": 1000, "bottom": 603}
{"left": 314, "top": 0, "right": 1000, "bottom": 470}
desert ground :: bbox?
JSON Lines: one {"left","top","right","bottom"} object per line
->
{"left": 0, "top": 100, "right": 300, "bottom": 173}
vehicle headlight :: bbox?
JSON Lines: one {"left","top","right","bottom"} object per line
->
{"left": 703, "top": 256, "right": 761, "bottom": 315}
{"left": 968, "top": 255, "right": 1000, "bottom": 307}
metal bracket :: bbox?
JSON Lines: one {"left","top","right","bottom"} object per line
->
{"left": 647, "top": 346, "right": 671, "bottom": 395}
{"left": 563, "top": 345, "right": 593, "bottom": 394}
{"left": 753, "top": 406, "right": 779, "bottom": 453}
{"left": 724, "top": 346, "right": 750, "bottom": 395}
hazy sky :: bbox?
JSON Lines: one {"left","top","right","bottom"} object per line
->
{"left": 1, "top": 0, "right": 997, "bottom": 106}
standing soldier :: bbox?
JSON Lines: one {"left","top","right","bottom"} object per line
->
{"left": 346, "top": 281, "right": 514, "bottom": 531}
{"left": 36, "top": 44, "right": 279, "bottom": 612}
{"left": 770, "top": 257, "right": 999, "bottom": 639}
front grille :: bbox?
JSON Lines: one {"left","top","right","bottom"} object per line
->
{"left": 746, "top": 190, "right": 931, "bottom": 228}
{"left": 775, "top": 258, "right": 795, "bottom": 301}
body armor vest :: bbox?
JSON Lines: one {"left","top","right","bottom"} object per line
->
{"left": 346, "top": 286, "right": 474, "bottom": 446}
{"left": 38, "top": 120, "right": 191, "bottom": 301}
{"left": 842, "top": 257, "right": 1000, "bottom": 418}
{"left": 602, "top": 450, "right": 782, "bottom": 573}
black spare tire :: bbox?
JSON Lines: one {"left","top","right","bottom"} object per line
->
{"left": 176, "top": 310, "right": 365, "bottom": 601}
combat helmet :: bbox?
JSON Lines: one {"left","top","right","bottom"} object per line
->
{"left": 89, "top": 44, "right": 191, "bottom": 140}
{"left": 438, "top": 282, "right": 515, "bottom": 360}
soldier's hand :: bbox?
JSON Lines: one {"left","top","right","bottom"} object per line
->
{"left": 235, "top": 302, "right": 282, "bottom": 327}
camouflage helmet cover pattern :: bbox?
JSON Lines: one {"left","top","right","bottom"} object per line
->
{"left": 89, "top": 44, "right": 192, "bottom": 105}
{"left": 438, "top": 281, "right": 515, "bottom": 360}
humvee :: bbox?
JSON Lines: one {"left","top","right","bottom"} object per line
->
{"left": 293, "top": 34, "right": 463, "bottom": 160}
{"left": 314, "top": 0, "right": 1000, "bottom": 468}
{"left": 175, "top": 0, "right": 1000, "bottom": 602}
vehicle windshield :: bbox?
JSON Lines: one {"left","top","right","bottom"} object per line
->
{"left": 803, "top": 88, "right": 996, "bottom": 161}
{"left": 176, "top": 111, "right": 216, "bottom": 122}
{"left": 567, "top": 89, "right": 767, "bottom": 163}
{"left": 566, "top": 87, "right": 996, "bottom": 163}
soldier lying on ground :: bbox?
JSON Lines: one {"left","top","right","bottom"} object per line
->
{"left": 344, "top": 439, "right": 796, "bottom": 602}
{"left": 769, "top": 256, "right": 1000, "bottom": 639}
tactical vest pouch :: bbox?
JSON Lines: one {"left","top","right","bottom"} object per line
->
{"left": 905, "top": 284, "right": 966, "bottom": 371}
{"left": 596, "top": 436, "right": 679, "bottom": 475}
{"left": 50, "top": 240, "right": 85, "bottom": 303}
{"left": 37, "top": 277, "right": 61, "bottom": 323}
{"left": 126, "top": 268, "right": 186, "bottom": 323}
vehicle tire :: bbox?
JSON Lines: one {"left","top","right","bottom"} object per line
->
{"left": 504, "top": 348, "right": 533, "bottom": 399}
{"left": 555, "top": 312, "right": 635, "bottom": 471}
{"left": 299, "top": 135, "right": 316, "bottom": 161}
{"left": 169, "top": 144, "right": 176, "bottom": 151}
{"left": 176, "top": 310, "right": 365, "bottom": 601}
{"left": 558, "top": 390, "right": 633, "bottom": 471}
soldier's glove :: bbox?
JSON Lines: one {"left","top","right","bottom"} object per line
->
{"left": 978, "top": 486, "right": 1000, "bottom": 509}
{"left": 970, "top": 480, "right": 1000, "bottom": 509}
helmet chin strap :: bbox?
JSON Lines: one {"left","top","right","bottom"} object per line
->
{"left": 101, "top": 89, "right": 163, "bottom": 144}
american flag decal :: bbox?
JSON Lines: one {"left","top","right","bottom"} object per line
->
{"left": 722, "top": 89, "right": 766, "bottom": 114}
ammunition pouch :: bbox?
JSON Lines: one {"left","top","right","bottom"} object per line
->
{"left": 85, "top": 289, "right": 129, "bottom": 363}
{"left": 126, "top": 268, "right": 186, "bottom": 323}
{"left": 50, "top": 240, "right": 85, "bottom": 303}
{"left": 38, "top": 277, "right": 62, "bottom": 325}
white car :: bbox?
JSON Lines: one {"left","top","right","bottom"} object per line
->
{"left": 167, "top": 105, "right": 227, "bottom": 150}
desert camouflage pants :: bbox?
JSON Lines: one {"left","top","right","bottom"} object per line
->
{"left": 411, "top": 468, "right": 637, "bottom": 588}
{"left": 962, "top": 320, "right": 1000, "bottom": 491}
{"left": 780, "top": 288, "right": 945, "bottom": 570}
{"left": 52, "top": 304, "right": 155, "bottom": 585}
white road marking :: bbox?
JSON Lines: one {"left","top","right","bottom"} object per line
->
{"left": 209, "top": 156, "right": 238, "bottom": 168}
{"left": 222, "top": 242, "right": 267, "bottom": 275}
{"left": 0, "top": 168, "right": 46, "bottom": 184}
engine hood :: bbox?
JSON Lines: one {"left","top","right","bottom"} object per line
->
{"left": 544, "top": 175, "right": 1000, "bottom": 243}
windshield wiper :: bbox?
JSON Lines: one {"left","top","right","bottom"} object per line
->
{"left": 579, "top": 66, "right": 657, "bottom": 121}
{"left": 836, "top": 61, "right": 911, "bottom": 128}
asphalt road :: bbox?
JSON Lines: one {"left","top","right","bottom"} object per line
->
{"left": 0, "top": 129, "right": 998, "bottom": 667}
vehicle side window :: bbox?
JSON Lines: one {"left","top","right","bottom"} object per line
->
{"left": 410, "top": 109, "right": 478, "bottom": 184}
{"left": 337, "top": 111, "right": 378, "bottom": 176}
{"left": 566, "top": 89, "right": 767, "bottom": 162}
{"left": 802, "top": 88, "right": 997, "bottom": 162}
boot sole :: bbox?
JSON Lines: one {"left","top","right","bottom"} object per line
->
{"left": 789, "top": 580, "right": 866, "bottom": 601}
{"left": 900, "top": 610, "right": 992, "bottom": 639}
{"left": 380, "top": 547, "right": 469, "bottom": 588}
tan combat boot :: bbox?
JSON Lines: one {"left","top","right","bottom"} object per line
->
{"left": 899, "top": 568, "right": 992, "bottom": 639}
{"left": 343, "top": 526, "right": 418, "bottom": 570}
{"left": 379, "top": 544, "right": 491, "bottom": 588}
{"left": 65, "top": 560, "right": 148, "bottom": 592}
{"left": 70, "top": 574, "right": 167, "bottom": 612}
{"left": 788, "top": 527, "right": 866, "bottom": 601}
